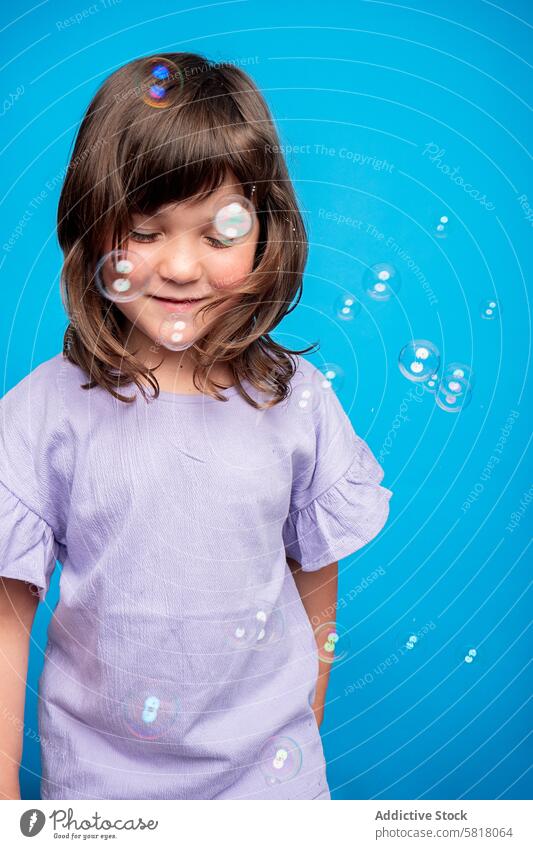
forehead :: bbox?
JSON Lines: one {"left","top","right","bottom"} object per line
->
{"left": 136, "top": 175, "right": 244, "bottom": 223}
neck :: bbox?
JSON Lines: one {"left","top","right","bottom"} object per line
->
{"left": 121, "top": 321, "right": 233, "bottom": 394}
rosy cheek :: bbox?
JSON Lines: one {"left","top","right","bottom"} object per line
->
{"left": 211, "top": 271, "right": 245, "bottom": 290}
{"left": 210, "top": 249, "right": 256, "bottom": 290}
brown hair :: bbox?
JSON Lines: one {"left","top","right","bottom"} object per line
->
{"left": 57, "top": 51, "right": 318, "bottom": 408}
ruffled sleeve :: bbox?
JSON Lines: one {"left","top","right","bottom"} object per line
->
{"left": 0, "top": 480, "right": 59, "bottom": 603}
{"left": 0, "top": 358, "right": 69, "bottom": 602}
{"left": 282, "top": 366, "right": 393, "bottom": 572}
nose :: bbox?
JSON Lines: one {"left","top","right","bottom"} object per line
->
{"left": 154, "top": 236, "right": 203, "bottom": 285}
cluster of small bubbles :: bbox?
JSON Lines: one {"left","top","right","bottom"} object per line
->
{"left": 398, "top": 339, "right": 440, "bottom": 382}
{"left": 435, "top": 362, "right": 474, "bottom": 413}
{"left": 258, "top": 736, "right": 303, "bottom": 785}
{"left": 434, "top": 214, "right": 450, "bottom": 239}
{"left": 464, "top": 648, "right": 477, "bottom": 664}
{"left": 123, "top": 683, "right": 180, "bottom": 739}
{"left": 94, "top": 250, "right": 151, "bottom": 303}
{"left": 213, "top": 195, "right": 255, "bottom": 245}
{"left": 314, "top": 621, "right": 350, "bottom": 664}
{"left": 156, "top": 314, "right": 194, "bottom": 352}
{"left": 335, "top": 291, "right": 361, "bottom": 321}
{"left": 229, "top": 604, "right": 284, "bottom": 651}
{"left": 405, "top": 634, "right": 418, "bottom": 650}
{"left": 362, "top": 262, "right": 401, "bottom": 301}
{"left": 480, "top": 298, "right": 501, "bottom": 320}
{"left": 138, "top": 56, "right": 183, "bottom": 109}
{"left": 313, "top": 362, "right": 345, "bottom": 394}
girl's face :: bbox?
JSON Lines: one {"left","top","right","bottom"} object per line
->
{"left": 101, "top": 173, "right": 259, "bottom": 353}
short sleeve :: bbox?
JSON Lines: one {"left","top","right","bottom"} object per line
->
{"left": 282, "top": 371, "right": 393, "bottom": 572}
{"left": 0, "top": 356, "right": 70, "bottom": 601}
{"left": 0, "top": 480, "right": 58, "bottom": 602}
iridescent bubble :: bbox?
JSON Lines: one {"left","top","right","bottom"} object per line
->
{"left": 398, "top": 339, "right": 440, "bottom": 382}
{"left": 227, "top": 603, "right": 284, "bottom": 651}
{"left": 258, "top": 736, "right": 303, "bottom": 785}
{"left": 137, "top": 56, "right": 183, "bottom": 109}
{"left": 314, "top": 621, "right": 350, "bottom": 664}
{"left": 294, "top": 381, "right": 323, "bottom": 414}
{"left": 443, "top": 362, "right": 475, "bottom": 388}
{"left": 464, "top": 650, "right": 478, "bottom": 664}
{"left": 313, "top": 362, "right": 345, "bottom": 394}
{"left": 213, "top": 195, "right": 255, "bottom": 245}
{"left": 362, "top": 262, "right": 401, "bottom": 301}
{"left": 435, "top": 382, "right": 472, "bottom": 413}
{"left": 123, "top": 683, "right": 180, "bottom": 739}
{"left": 252, "top": 603, "right": 284, "bottom": 650}
{"left": 229, "top": 610, "right": 264, "bottom": 649}
{"left": 406, "top": 634, "right": 418, "bottom": 649}
{"left": 480, "top": 298, "right": 501, "bottom": 320}
{"left": 157, "top": 314, "right": 195, "bottom": 352}
{"left": 435, "top": 361, "right": 474, "bottom": 412}
{"left": 434, "top": 214, "right": 450, "bottom": 239}
{"left": 335, "top": 291, "right": 361, "bottom": 321}
{"left": 94, "top": 250, "right": 151, "bottom": 302}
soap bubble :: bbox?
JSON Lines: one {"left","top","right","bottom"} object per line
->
{"left": 480, "top": 298, "right": 501, "bottom": 320}
{"left": 313, "top": 362, "right": 345, "bottom": 394}
{"left": 227, "top": 603, "right": 284, "bottom": 651}
{"left": 258, "top": 735, "right": 303, "bottom": 785}
{"left": 434, "top": 214, "right": 450, "bottom": 239}
{"left": 123, "top": 682, "right": 180, "bottom": 739}
{"left": 398, "top": 339, "right": 440, "bottom": 382}
{"left": 335, "top": 291, "right": 361, "bottom": 321}
{"left": 435, "top": 361, "right": 474, "bottom": 413}
{"left": 94, "top": 249, "right": 151, "bottom": 302}
{"left": 137, "top": 56, "right": 183, "bottom": 109}
{"left": 293, "top": 381, "right": 323, "bottom": 414}
{"left": 464, "top": 649, "right": 478, "bottom": 664}
{"left": 443, "top": 362, "right": 475, "bottom": 389}
{"left": 252, "top": 604, "right": 284, "bottom": 650}
{"left": 362, "top": 262, "right": 401, "bottom": 301}
{"left": 423, "top": 372, "right": 440, "bottom": 394}
{"left": 213, "top": 195, "right": 255, "bottom": 245}
{"left": 156, "top": 314, "right": 195, "bottom": 351}
{"left": 314, "top": 621, "right": 350, "bottom": 664}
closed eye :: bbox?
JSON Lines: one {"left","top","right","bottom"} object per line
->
{"left": 204, "top": 235, "right": 234, "bottom": 249}
{"left": 128, "top": 232, "right": 233, "bottom": 249}
{"left": 129, "top": 231, "right": 159, "bottom": 243}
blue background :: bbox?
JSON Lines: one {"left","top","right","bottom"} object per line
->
{"left": 0, "top": 0, "right": 531, "bottom": 801}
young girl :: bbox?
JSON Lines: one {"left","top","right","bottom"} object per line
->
{"left": 0, "top": 52, "right": 393, "bottom": 801}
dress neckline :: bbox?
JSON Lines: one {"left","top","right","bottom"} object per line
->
{"left": 145, "top": 381, "right": 245, "bottom": 404}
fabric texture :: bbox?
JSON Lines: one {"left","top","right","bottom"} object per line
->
{"left": 0, "top": 352, "right": 393, "bottom": 800}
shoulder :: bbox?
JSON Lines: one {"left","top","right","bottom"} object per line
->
{"left": 0, "top": 353, "right": 65, "bottom": 423}
{"left": 0, "top": 353, "right": 74, "bottom": 528}
{"left": 290, "top": 354, "right": 321, "bottom": 385}
{"left": 287, "top": 355, "right": 349, "bottom": 428}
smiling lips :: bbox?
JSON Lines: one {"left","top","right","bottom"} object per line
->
{"left": 150, "top": 295, "right": 207, "bottom": 313}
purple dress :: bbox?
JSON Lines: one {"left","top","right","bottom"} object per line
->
{"left": 0, "top": 352, "right": 393, "bottom": 800}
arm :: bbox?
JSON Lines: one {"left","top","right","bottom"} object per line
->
{"left": 0, "top": 578, "right": 39, "bottom": 799}
{"left": 287, "top": 557, "right": 338, "bottom": 728}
